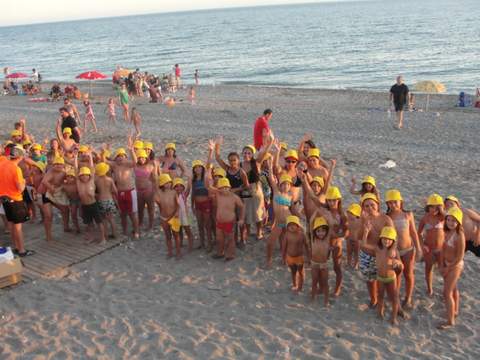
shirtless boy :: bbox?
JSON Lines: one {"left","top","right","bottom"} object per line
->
{"left": 283, "top": 215, "right": 308, "bottom": 293}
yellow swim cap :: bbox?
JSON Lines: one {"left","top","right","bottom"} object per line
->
{"left": 133, "top": 140, "right": 144, "bottom": 149}
{"left": 284, "top": 149, "right": 298, "bottom": 161}
{"left": 286, "top": 215, "right": 302, "bottom": 228}
{"left": 361, "top": 192, "right": 379, "bottom": 205}
{"left": 115, "top": 148, "right": 127, "bottom": 158}
{"left": 213, "top": 167, "right": 226, "bottom": 178}
{"left": 53, "top": 156, "right": 65, "bottom": 165}
{"left": 78, "top": 145, "right": 89, "bottom": 153}
{"left": 313, "top": 216, "right": 328, "bottom": 230}
{"left": 62, "top": 127, "right": 72, "bottom": 135}
{"left": 279, "top": 174, "right": 293, "bottom": 184}
{"left": 136, "top": 149, "right": 147, "bottom": 159}
{"left": 32, "top": 143, "right": 42, "bottom": 151}
{"left": 308, "top": 148, "right": 320, "bottom": 158}
{"left": 326, "top": 186, "right": 342, "bottom": 200}
{"left": 172, "top": 177, "right": 186, "bottom": 188}
{"left": 79, "top": 167, "right": 91, "bottom": 176}
{"left": 66, "top": 169, "right": 76, "bottom": 177}
{"left": 217, "top": 177, "right": 231, "bottom": 189}
{"left": 310, "top": 176, "right": 325, "bottom": 188}
{"left": 385, "top": 189, "right": 402, "bottom": 202}
{"left": 244, "top": 145, "right": 256, "bottom": 154}
{"left": 280, "top": 142, "right": 288, "bottom": 150}
{"left": 347, "top": 203, "right": 362, "bottom": 217}
{"left": 95, "top": 162, "right": 110, "bottom": 176}
{"left": 165, "top": 143, "right": 176, "bottom": 151}
{"left": 192, "top": 160, "right": 205, "bottom": 168}
{"left": 158, "top": 173, "right": 172, "bottom": 187}
{"left": 445, "top": 195, "right": 460, "bottom": 206}
{"left": 10, "top": 130, "right": 22, "bottom": 137}
{"left": 380, "top": 226, "right": 397, "bottom": 241}
{"left": 143, "top": 141, "right": 153, "bottom": 150}
{"left": 447, "top": 207, "right": 463, "bottom": 225}
{"left": 362, "top": 175, "right": 376, "bottom": 187}
{"left": 427, "top": 193, "right": 443, "bottom": 206}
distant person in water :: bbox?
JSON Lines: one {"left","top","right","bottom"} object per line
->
{"left": 390, "top": 76, "right": 409, "bottom": 129}
{"left": 194, "top": 69, "right": 199, "bottom": 85}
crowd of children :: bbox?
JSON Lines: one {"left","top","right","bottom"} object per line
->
{"left": 1, "top": 96, "right": 479, "bottom": 330}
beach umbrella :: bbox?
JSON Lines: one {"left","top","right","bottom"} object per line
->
{"left": 414, "top": 80, "right": 446, "bottom": 111}
{"left": 76, "top": 70, "right": 107, "bottom": 96}
{"left": 6, "top": 72, "right": 29, "bottom": 79}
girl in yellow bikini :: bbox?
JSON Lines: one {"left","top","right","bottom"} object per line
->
{"left": 385, "top": 189, "right": 422, "bottom": 309}
{"left": 418, "top": 194, "right": 445, "bottom": 296}
{"left": 438, "top": 207, "right": 465, "bottom": 330}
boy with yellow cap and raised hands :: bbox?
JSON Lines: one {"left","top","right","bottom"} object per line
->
{"left": 55, "top": 116, "right": 76, "bottom": 153}
{"left": 74, "top": 151, "right": 106, "bottom": 244}
{"left": 346, "top": 203, "right": 362, "bottom": 269}
{"left": 95, "top": 162, "right": 118, "bottom": 239}
{"left": 282, "top": 215, "right": 308, "bottom": 294}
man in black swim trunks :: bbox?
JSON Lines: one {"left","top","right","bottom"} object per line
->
{"left": 389, "top": 76, "right": 409, "bottom": 129}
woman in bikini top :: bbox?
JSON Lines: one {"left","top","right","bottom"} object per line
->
{"left": 159, "top": 143, "right": 185, "bottom": 178}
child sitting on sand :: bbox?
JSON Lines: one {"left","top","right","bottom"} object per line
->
{"left": 282, "top": 215, "right": 307, "bottom": 293}
{"left": 155, "top": 174, "right": 181, "bottom": 259}
{"left": 310, "top": 215, "right": 332, "bottom": 306}
{"left": 361, "top": 225, "right": 403, "bottom": 325}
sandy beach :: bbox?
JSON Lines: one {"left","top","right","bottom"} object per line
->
{"left": 0, "top": 83, "right": 479, "bottom": 359}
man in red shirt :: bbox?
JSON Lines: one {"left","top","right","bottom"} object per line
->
{"left": 253, "top": 109, "right": 273, "bottom": 150}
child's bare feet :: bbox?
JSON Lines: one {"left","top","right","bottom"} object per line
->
{"left": 437, "top": 322, "right": 454, "bottom": 330}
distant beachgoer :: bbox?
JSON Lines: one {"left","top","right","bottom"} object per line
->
{"left": 174, "top": 64, "right": 182, "bottom": 89}
{"left": 131, "top": 107, "right": 142, "bottom": 139}
{"left": 188, "top": 86, "right": 196, "bottom": 105}
{"left": 83, "top": 99, "right": 98, "bottom": 133}
{"left": 389, "top": 76, "right": 409, "bottom": 129}
{"left": 253, "top": 109, "right": 273, "bottom": 151}
{"left": 105, "top": 98, "right": 117, "bottom": 123}
{"left": 194, "top": 69, "right": 199, "bottom": 85}
{"left": 118, "top": 83, "right": 130, "bottom": 122}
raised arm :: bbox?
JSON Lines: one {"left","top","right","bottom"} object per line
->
{"left": 324, "top": 159, "right": 336, "bottom": 194}
{"left": 255, "top": 133, "right": 274, "bottom": 164}
{"left": 214, "top": 136, "right": 229, "bottom": 171}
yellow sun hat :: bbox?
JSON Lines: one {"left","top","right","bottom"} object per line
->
{"left": 10, "top": 130, "right": 22, "bottom": 137}
{"left": 284, "top": 149, "right": 298, "bottom": 161}
{"left": 244, "top": 145, "right": 256, "bottom": 154}
{"left": 313, "top": 216, "right": 328, "bottom": 230}
{"left": 380, "top": 226, "right": 397, "bottom": 241}
{"left": 307, "top": 148, "right": 320, "bottom": 158}
{"left": 172, "top": 177, "right": 186, "bottom": 188}
{"left": 286, "top": 215, "right": 302, "bottom": 228}
{"left": 78, "top": 145, "right": 89, "bottom": 153}
{"left": 62, "top": 127, "right": 72, "bottom": 135}
{"left": 136, "top": 149, "right": 147, "bottom": 159}
{"left": 216, "top": 177, "right": 231, "bottom": 189}
{"left": 31, "top": 143, "right": 42, "bottom": 151}
{"left": 362, "top": 175, "right": 376, "bottom": 187}
{"left": 427, "top": 193, "right": 444, "bottom": 206}
{"left": 115, "top": 148, "right": 127, "bottom": 158}
{"left": 280, "top": 142, "right": 288, "bottom": 151}
{"left": 385, "top": 189, "right": 403, "bottom": 202}
{"left": 143, "top": 141, "right": 153, "bottom": 150}
{"left": 279, "top": 174, "right": 293, "bottom": 184}
{"left": 53, "top": 156, "right": 65, "bottom": 165}
{"left": 445, "top": 195, "right": 460, "bottom": 206}
{"left": 361, "top": 192, "right": 379, "bottom": 205}
{"left": 310, "top": 176, "right": 325, "bottom": 188}
{"left": 158, "top": 173, "right": 172, "bottom": 187}
{"left": 213, "top": 167, "right": 226, "bottom": 178}
{"left": 32, "top": 161, "right": 46, "bottom": 173}
{"left": 165, "top": 143, "right": 176, "bottom": 151}
{"left": 95, "top": 162, "right": 110, "bottom": 176}
{"left": 79, "top": 167, "right": 91, "bottom": 176}
{"left": 447, "top": 207, "right": 463, "bottom": 225}
{"left": 192, "top": 160, "right": 205, "bottom": 168}
{"left": 347, "top": 203, "right": 362, "bottom": 217}
{"left": 133, "top": 140, "right": 144, "bottom": 149}
{"left": 66, "top": 169, "right": 76, "bottom": 177}
{"left": 326, "top": 186, "right": 342, "bottom": 200}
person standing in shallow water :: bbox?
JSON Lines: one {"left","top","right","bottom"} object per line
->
{"left": 389, "top": 75, "right": 409, "bottom": 129}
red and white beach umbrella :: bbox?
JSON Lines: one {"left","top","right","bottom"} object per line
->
{"left": 75, "top": 71, "right": 108, "bottom": 96}
{"left": 6, "top": 72, "right": 29, "bottom": 79}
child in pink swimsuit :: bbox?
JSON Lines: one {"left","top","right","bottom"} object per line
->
{"left": 83, "top": 100, "right": 98, "bottom": 133}
{"left": 105, "top": 98, "right": 116, "bottom": 123}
